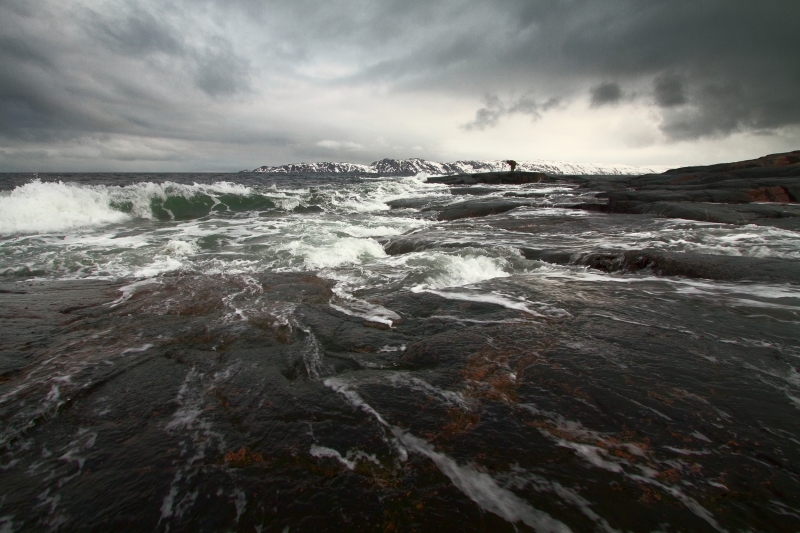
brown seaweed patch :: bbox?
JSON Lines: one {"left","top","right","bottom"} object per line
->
{"left": 437, "top": 408, "right": 480, "bottom": 440}
{"left": 460, "top": 327, "right": 553, "bottom": 405}
{"left": 223, "top": 446, "right": 265, "bottom": 468}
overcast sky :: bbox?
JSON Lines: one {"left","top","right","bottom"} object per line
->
{"left": 1, "top": 0, "right": 798, "bottom": 171}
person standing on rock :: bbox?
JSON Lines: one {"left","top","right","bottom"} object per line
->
{"left": 506, "top": 160, "right": 517, "bottom": 172}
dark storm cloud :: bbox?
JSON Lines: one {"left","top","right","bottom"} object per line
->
{"left": 0, "top": 0, "right": 263, "bottom": 171}
{"left": 659, "top": 83, "right": 754, "bottom": 140}
{"left": 590, "top": 82, "right": 622, "bottom": 108}
{"left": 653, "top": 74, "right": 686, "bottom": 108}
{"left": 339, "top": 0, "right": 800, "bottom": 139}
{"left": 88, "top": 5, "right": 251, "bottom": 98}
{"left": 0, "top": 0, "right": 798, "bottom": 170}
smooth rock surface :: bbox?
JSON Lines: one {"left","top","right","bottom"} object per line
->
{"left": 572, "top": 150, "right": 800, "bottom": 228}
{"left": 437, "top": 199, "right": 532, "bottom": 221}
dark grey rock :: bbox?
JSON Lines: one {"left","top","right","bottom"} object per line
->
{"left": 292, "top": 204, "right": 324, "bottom": 214}
{"left": 521, "top": 248, "right": 800, "bottom": 283}
{"left": 381, "top": 236, "right": 484, "bottom": 255}
{"left": 437, "top": 199, "right": 531, "bottom": 221}
{"left": 580, "top": 250, "right": 800, "bottom": 284}
{"left": 449, "top": 186, "right": 500, "bottom": 196}
{"left": 608, "top": 201, "right": 800, "bottom": 229}
{"left": 570, "top": 151, "right": 800, "bottom": 228}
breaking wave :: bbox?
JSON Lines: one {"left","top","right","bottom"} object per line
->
{"left": 0, "top": 180, "right": 288, "bottom": 235}
{"left": 0, "top": 180, "right": 131, "bottom": 234}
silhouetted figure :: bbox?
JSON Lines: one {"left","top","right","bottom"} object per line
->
{"left": 506, "top": 160, "right": 517, "bottom": 172}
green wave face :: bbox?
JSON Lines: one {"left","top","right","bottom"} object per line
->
{"left": 146, "top": 193, "right": 277, "bottom": 221}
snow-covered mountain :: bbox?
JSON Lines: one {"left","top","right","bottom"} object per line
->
{"left": 248, "top": 158, "right": 669, "bottom": 176}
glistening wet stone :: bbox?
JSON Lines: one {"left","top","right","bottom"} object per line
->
{"left": 1, "top": 163, "right": 799, "bottom": 532}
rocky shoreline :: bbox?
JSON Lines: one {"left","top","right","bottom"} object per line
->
{"left": 2, "top": 167, "right": 799, "bottom": 531}
{"left": 418, "top": 151, "right": 800, "bottom": 230}
{"left": 371, "top": 150, "right": 800, "bottom": 284}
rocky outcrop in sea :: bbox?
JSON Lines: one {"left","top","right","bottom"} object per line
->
{"left": 576, "top": 150, "right": 800, "bottom": 230}
{"left": 412, "top": 150, "right": 800, "bottom": 229}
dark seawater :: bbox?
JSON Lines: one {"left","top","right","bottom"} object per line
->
{"left": 0, "top": 172, "right": 799, "bottom": 532}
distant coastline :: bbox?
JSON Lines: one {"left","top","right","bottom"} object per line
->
{"left": 241, "top": 157, "right": 670, "bottom": 176}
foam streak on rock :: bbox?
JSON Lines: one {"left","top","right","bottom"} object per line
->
{"left": 323, "top": 378, "right": 570, "bottom": 532}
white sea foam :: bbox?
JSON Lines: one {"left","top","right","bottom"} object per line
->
{"left": 329, "top": 301, "right": 400, "bottom": 327}
{"left": 340, "top": 224, "right": 409, "bottom": 238}
{"left": 323, "top": 378, "right": 570, "bottom": 532}
{"left": 161, "top": 366, "right": 231, "bottom": 523}
{"left": 335, "top": 197, "right": 391, "bottom": 212}
{"left": 133, "top": 255, "right": 187, "bottom": 278}
{"left": 309, "top": 445, "right": 380, "bottom": 470}
{"left": 0, "top": 180, "right": 130, "bottom": 234}
{"left": 419, "top": 289, "right": 570, "bottom": 318}
{"left": 380, "top": 344, "right": 407, "bottom": 352}
{"left": 411, "top": 254, "right": 511, "bottom": 290}
{"left": 536, "top": 267, "right": 800, "bottom": 307}
{"left": 0, "top": 179, "right": 270, "bottom": 236}
{"left": 395, "top": 431, "right": 572, "bottom": 533}
{"left": 163, "top": 239, "right": 197, "bottom": 256}
{"left": 386, "top": 373, "right": 469, "bottom": 408}
{"left": 556, "top": 441, "right": 624, "bottom": 473}
{"left": 108, "top": 279, "right": 160, "bottom": 307}
{"left": 280, "top": 237, "right": 387, "bottom": 270}
{"left": 310, "top": 445, "right": 356, "bottom": 469}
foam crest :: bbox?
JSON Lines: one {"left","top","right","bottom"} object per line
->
{"left": 281, "top": 237, "right": 387, "bottom": 270}
{"left": 133, "top": 255, "right": 188, "bottom": 278}
{"left": 628, "top": 222, "right": 800, "bottom": 260}
{"left": 161, "top": 366, "right": 230, "bottom": 523}
{"left": 340, "top": 224, "right": 411, "bottom": 238}
{"left": 163, "top": 240, "right": 198, "bottom": 256}
{"left": 413, "top": 254, "right": 511, "bottom": 290}
{"left": 0, "top": 180, "right": 130, "bottom": 234}
{"left": 322, "top": 176, "right": 446, "bottom": 213}
{"left": 0, "top": 179, "right": 274, "bottom": 236}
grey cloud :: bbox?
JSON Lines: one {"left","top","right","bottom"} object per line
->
{"left": 0, "top": 35, "right": 55, "bottom": 71}
{"left": 590, "top": 82, "right": 622, "bottom": 108}
{"left": 654, "top": 74, "right": 686, "bottom": 108}
{"left": 0, "top": 0, "right": 254, "bottom": 145}
{"left": 85, "top": 2, "right": 251, "bottom": 98}
{"left": 191, "top": 40, "right": 251, "bottom": 98}
{"left": 463, "top": 95, "right": 505, "bottom": 130}
{"left": 87, "top": 4, "right": 183, "bottom": 57}
{"left": 464, "top": 94, "right": 560, "bottom": 130}
{"left": 656, "top": 73, "right": 800, "bottom": 141}
{"left": 335, "top": 0, "right": 800, "bottom": 140}
{"left": 1, "top": 0, "right": 799, "bottom": 170}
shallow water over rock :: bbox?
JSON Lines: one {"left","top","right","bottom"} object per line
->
{"left": 1, "top": 171, "right": 799, "bottom": 532}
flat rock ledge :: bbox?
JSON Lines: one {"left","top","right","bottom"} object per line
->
{"left": 520, "top": 248, "right": 800, "bottom": 284}
{"left": 573, "top": 150, "right": 800, "bottom": 229}
{"left": 436, "top": 199, "right": 536, "bottom": 221}
{"left": 426, "top": 171, "right": 549, "bottom": 185}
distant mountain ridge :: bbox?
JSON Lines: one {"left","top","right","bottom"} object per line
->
{"left": 247, "top": 158, "right": 668, "bottom": 176}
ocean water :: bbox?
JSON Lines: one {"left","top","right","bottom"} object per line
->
{"left": 0, "top": 172, "right": 799, "bottom": 532}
